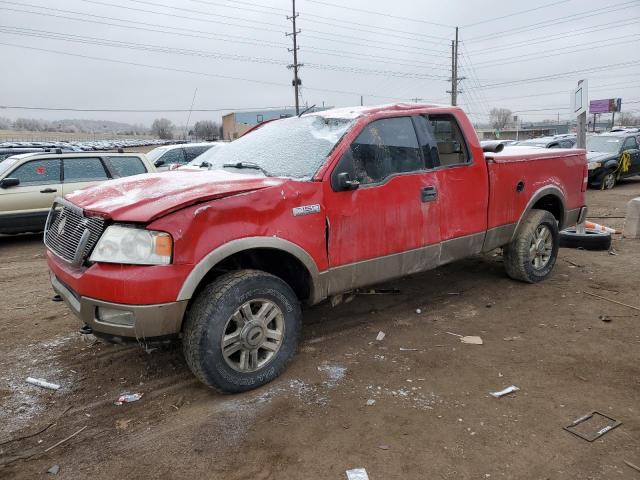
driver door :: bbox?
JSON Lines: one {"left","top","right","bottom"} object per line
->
{"left": 323, "top": 116, "right": 441, "bottom": 295}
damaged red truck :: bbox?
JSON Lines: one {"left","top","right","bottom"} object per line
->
{"left": 44, "top": 104, "right": 587, "bottom": 392}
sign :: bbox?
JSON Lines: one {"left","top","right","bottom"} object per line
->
{"left": 570, "top": 79, "right": 588, "bottom": 116}
{"left": 589, "top": 98, "right": 622, "bottom": 113}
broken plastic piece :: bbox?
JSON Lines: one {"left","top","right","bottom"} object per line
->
{"left": 461, "top": 336, "right": 483, "bottom": 345}
{"left": 366, "top": 399, "right": 376, "bottom": 406}
{"left": 346, "top": 468, "right": 369, "bottom": 480}
{"left": 26, "top": 377, "right": 60, "bottom": 390}
{"left": 490, "top": 385, "right": 520, "bottom": 398}
{"left": 114, "top": 393, "right": 143, "bottom": 405}
{"left": 376, "top": 331, "right": 385, "bottom": 341}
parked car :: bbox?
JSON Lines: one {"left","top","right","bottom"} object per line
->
{"left": 479, "top": 139, "right": 517, "bottom": 149}
{"left": 0, "top": 152, "right": 155, "bottom": 234}
{"left": 45, "top": 104, "right": 586, "bottom": 393}
{"left": 586, "top": 132, "right": 640, "bottom": 189}
{"left": 0, "top": 148, "right": 49, "bottom": 163}
{"left": 147, "top": 142, "right": 219, "bottom": 170}
{"left": 513, "top": 135, "right": 576, "bottom": 149}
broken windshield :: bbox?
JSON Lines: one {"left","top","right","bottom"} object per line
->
{"left": 194, "top": 115, "right": 353, "bottom": 179}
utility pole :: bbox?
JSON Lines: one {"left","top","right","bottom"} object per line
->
{"left": 286, "top": 0, "right": 302, "bottom": 115}
{"left": 447, "top": 27, "right": 464, "bottom": 106}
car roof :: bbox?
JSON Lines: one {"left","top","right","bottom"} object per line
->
{"left": 152, "top": 142, "right": 217, "bottom": 151}
{"left": 7, "top": 152, "right": 146, "bottom": 161}
{"left": 309, "top": 103, "right": 452, "bottom": 120}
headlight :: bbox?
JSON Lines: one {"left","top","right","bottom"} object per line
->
{"left": 587, "top": 161, "right": 602, "bottom": 170}
{"left": 89, "top": 225, "right": 172, "bottom": 265}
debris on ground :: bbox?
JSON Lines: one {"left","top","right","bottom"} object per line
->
{"left": 585, "top": 220, "right": 618, "bottom": 234}
{"left": 375, "top": 331, "right": 385, "bottom": 341}
{"left": 346, "top": 468, "right": 369, "bottom": 480}
{"left": 599, "top": 315, "right": 612, "bottom": 322}
{"left": 624, "top": 460, "right": 640, "bottom": 473}
{"left": 490, "top": 385, "right": 520, "bottom": 398}
{"left": 446, "top": 332, "right": 483, "bottom": 345}
{"left": 563, "top": 411, "right": 622, "bottom": 442}
{"left": 47, "top": 465, "right": 60, "bottom": 475}
{"left": 399, "top": 347, "right": 418, "bottom": 351}
{"left": 356, "top": 288, "right": 400, "bottom": 295}
{"left": 378, "top": 444, "right": 390, "bottom": 450}
{"left": 26, "top": 377, "right": 61, "bottom": 391}
{"left": 583, "top": 291, "right": 640, "bottom": 311}
{"left": 114, "top": 393, "right": 143, "bottom": 405}
{"left": 44, "top": 426, "right": 88, "bottom": 453}
{"left": 366, "top": 399, "right": 376, "bottom": 406}
{"left": 415, "top": 308, "right": 422, "bottom": 314}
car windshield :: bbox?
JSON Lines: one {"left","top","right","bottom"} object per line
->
{"left": 147, "top": 147, "right": 169, "bottom": 162}
{"left": 0, "top": 157, "right": 19, "bottom": 176}
{"left": 194, "top": 115, "right": 353, "bottom": 179}
{"left": 587, "top": 136, "right": 621, "bottom": 153}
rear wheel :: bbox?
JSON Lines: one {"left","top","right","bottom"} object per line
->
{"left": 182, "top": 269, "right": 301, "bottom": 393}
{"left": 504, "top": 209, "right": 559, "bottom": 283}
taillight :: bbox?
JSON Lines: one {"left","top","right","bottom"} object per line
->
{"left": 581, "top": 164, "right": 588, "bottom": 192}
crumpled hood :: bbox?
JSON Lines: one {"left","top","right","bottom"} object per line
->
{"left": 587, "top": 151, "right": 616, "bottom": 162}
{"left": 66, "top": 170, "right": 286, "bottom": 222}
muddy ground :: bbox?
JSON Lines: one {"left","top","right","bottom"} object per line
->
{"left": 1, "top": 180, "right": 639, "bottom": 479}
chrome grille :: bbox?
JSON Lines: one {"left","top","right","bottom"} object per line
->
{"left": 44, "top": 199, "right": 105, "bottom": 265}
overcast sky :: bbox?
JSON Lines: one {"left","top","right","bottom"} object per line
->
{"left": 1, "top": 0, "right": 639, "bottom": 126}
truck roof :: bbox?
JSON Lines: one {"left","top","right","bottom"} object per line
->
{"left": 310, "top": 103, "right": 454, "bottom": 120}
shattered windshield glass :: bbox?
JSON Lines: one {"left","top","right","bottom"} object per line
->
{"left": 194, "top": 115, "right": 353, "bottom": 179}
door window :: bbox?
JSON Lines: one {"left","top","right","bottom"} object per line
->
{"left": 184, "top": 146, "right": 210, "bottom": 161}
{"left": 336, "top": 116, "right": 423, "bottom": 186}
{"left": 623, "top": 136, "right": 638, "bottom": 150}
{"left": 63, "top": 158, "right": 109, "bottom": 182}
{"left": 9, "top": 159, "right": 61, "bottom": 185}
{"left": 159, "top": 149, "right": 186, "bottom": 165}
{"left": 425, "top": 115, "right": 470, "bottom": 166}
{"left": 106, "top": 156, "right": 147, "bottom": 177}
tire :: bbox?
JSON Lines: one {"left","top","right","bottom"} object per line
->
{"left": 600, "top": 170, "right": 616, "bottom": 190}
{"left": 504, "top": 209, "right": 559, "bottom": 283}
{"left": 559, "top": 228, "right": 611, "bottom": 250}
{"left": 182, "top": 269, "right": 301, "bottom": 393}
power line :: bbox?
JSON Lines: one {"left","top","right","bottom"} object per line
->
{"left": 467, "top": 0, "right": 640, "bottom": 42}
{"left": 0, "top": 105, "right": 297, "bottom": 112}
{"left": 0, "top": 26, "right": 449, "bottom": 80}
{"left": 463, "top": 0, "right": 570, "bottom": 28}
{"left": 303, "top": 0, "right": 453, "bottom": 29}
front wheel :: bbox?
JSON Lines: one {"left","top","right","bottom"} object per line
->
{"left": 504, "top": 209, "right": 559, "bottom": 283}
{"left": 182, "top": 269, "right": 301, "bottom": 393}
{"left": 600, "top": 170, "right": 616, "bottom": 190}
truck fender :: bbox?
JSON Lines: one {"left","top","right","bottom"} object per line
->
{"left": 512, "top": 185, "right": 566, "bottom": 238}
{"left": 177, "top": 237, "right": 322, "bottom": 303}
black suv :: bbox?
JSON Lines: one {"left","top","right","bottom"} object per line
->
{"left": 587, "top": 130, "right": 640, "bottom": 189}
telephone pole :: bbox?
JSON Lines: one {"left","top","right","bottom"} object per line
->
{"left": 447, "top": 27, "right": 464, "bottom": 106}
{"left": 286, "top": 0, "right": 302, "bottom": 115}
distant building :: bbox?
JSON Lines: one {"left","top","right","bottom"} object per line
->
{"left": 476, "top": 119, "right": 611, "bottom": 140}
{"left": 222, "top": 106, "right": 331, "bottom": 140}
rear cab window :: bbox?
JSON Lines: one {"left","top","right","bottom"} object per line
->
{"left": 105, "top": 156, "right": 148, "bottom": 177}
{"left": 423, "top": 114, "right": 471, "bottom": 167}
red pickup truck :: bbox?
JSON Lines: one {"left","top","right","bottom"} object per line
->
{"left": 44, "top": 104, "right": 587, "bottom": 392}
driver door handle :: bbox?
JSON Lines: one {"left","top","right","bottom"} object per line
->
{"left": 421, "top": 186, "right": 437, "bottom": 202}
{"left": 40, "top": 188, "right": 57, "bottom": 193}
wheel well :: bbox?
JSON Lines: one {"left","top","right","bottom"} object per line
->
{"left": 193, "top": 248, "right": 312, "bottom": 302}
{"left": 532, "top": 194, "right": 563, "bottom": 225}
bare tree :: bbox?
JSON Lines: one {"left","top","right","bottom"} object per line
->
{"left": 151, "top": 118, "right": 174, "bottom": 139}
{"left": 616, "top": 111, "right": 640, "bottom": 126}
{"left": 193, "top": 120, "right": 219, "bottom": 140}
{"left": 0, "top": 117, "right": 11, "bottom": 130}
{"left": 489, "top": 108, "right": 513, "bottom": 131}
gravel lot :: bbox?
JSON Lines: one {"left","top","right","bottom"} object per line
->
{"left": 1, "top": 179, "right": 639, "bottom": 479}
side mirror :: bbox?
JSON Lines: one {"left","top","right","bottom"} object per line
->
{"left": 154, "top": 159, "right": 165, "bottom": 167}
{"left": 336, "top": 172, "right": 359, "bottom": 191}
{"left": 0, "top": 177, "right": 19, "bottom": 188}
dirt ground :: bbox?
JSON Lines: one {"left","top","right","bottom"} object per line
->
{"left": 1, "top": 180, "right": 639, "bottom": 479}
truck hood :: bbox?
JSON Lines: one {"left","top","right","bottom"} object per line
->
{"left": 66, "top": 170, "right": 286, "bottom": 222}
{"left": 587, "top": 151, "right": 616, "bottom": 162}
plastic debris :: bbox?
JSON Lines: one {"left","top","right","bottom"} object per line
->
{"left": 585, "top": 221, "right": 618, "bottom": 234}
{"left": 415, "top": 308, "right": 422, "bottom": 314}
{"left": 366, "top": 399, "right": 376, "bottom": 406}
{"left": 378, "top": 444, "right": 390, "bottom": 450}
{"left": 461, "top": 336, "right": 483, "bottom": 345}
{"left": 114, "top": 393, "right": 143, "bottom": 405}
{"left": 47, "top": 465, "right": 60, "bottom": 475}
{"left": 375, "top": 331, "right": 385, "bottom": 341}
{"left": 26, "top": 377, "right": 60, "bottom": 390}
{"left": 490, "top": 385, "right": 520, "bottom": 398}
{"left": 346, "top": 468, "right": 369, "bottom": 480}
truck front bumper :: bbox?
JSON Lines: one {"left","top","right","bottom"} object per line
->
{"left": 51, "top": 273, "right": 188, "bottom": 339}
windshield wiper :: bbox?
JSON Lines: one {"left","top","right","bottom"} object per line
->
{"left": 222, "top": 162, "right": 271, "bottom": 177}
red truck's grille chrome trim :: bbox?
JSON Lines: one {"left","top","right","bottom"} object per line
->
{"left": 44, "top": 198, "right": 105, "bottom": 266}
